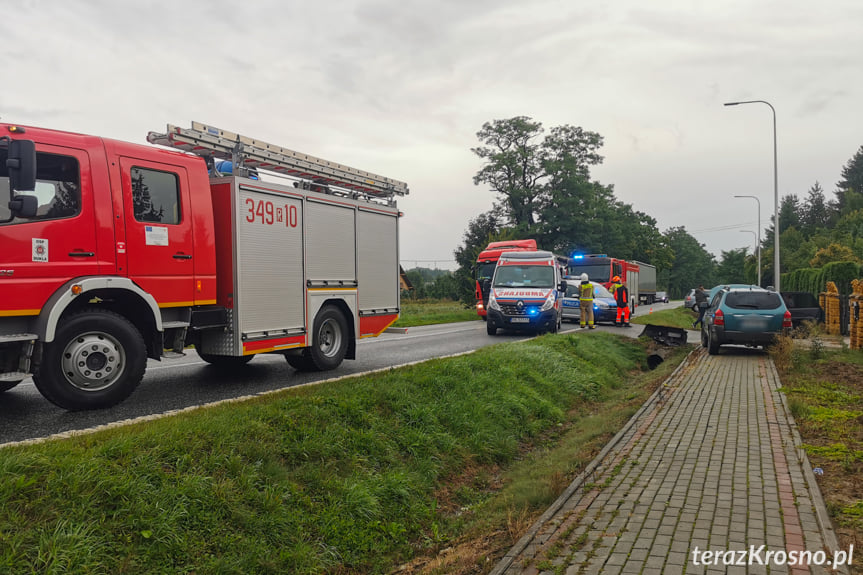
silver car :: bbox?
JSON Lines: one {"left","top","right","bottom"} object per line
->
{"left": 684, "top": 289, "right": 697, "bottom": 309}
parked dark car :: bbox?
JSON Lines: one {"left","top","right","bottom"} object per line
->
{"left": 701, "top": 287, "right": 791, "bottom": 355}
{"left": 781, "top": 291, "right": 823, "bottom": 329}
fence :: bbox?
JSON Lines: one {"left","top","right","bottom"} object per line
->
{"left": 849, "top": 280, "right": 863, "bottom": 350}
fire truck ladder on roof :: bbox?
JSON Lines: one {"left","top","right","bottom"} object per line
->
{"left": 147, "top": 121, "right": 409, "bottom": 201}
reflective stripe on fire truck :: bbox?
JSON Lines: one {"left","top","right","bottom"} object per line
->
{"left": 0, "top": 309, "right": 41, "bottom": 317}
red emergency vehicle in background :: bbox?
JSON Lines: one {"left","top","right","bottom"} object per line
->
{"left": 0, "top": 121, "right": 408, "bottom": 410}
{"left": 474, "top": 239, "right": 537, "bottom": 318}
{"left": 567, "top": 254, "right": 658, "bottom": 308}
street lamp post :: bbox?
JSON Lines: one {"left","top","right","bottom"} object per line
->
{"left": 739, "top": 230, "right": 759, "bottom": 284}
{"left": 734, "top": 195, "right": 762, "bottom": 287}
{"left": 724, "top": 100, "right": 780, "bottom": 292}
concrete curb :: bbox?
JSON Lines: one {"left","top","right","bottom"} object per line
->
{"left": 489, "top": 346, "right": 701, "bottom": 574}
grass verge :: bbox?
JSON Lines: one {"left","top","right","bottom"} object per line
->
{"left": 0, "top": 332, "right": 678, "bottom": 575}
{"left": 398, "top": 341, "right": 691, "bottom": 574}
{"left": 771, "top": 334, "right": 863, "bottom": 574}
{"left": 393, "top": 299, "right": 479, "bottom": 327}
{"left": 631, "top": 305, "right": 697, "bottom": 329}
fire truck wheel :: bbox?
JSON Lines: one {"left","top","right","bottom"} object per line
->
{"left": 0, "top": 380, "right": 23, "bottom": 393}
{"left": 33, "top": 310, "right": 147, "bottom": 410}
{"left": 285, "top": 353, "right": 315, "bottom": 371}
{"left": 199, "top": 353, "right": 255, "bottom": 367}
{"left": 306, "top": 305, "right": 349, "bottom": 371}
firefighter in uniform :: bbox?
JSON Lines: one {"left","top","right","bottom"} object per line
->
{"left": 578, "top": 273, "right": 596, "bottom": 329}
{"left": 611, "top": 275, "right": 631, "bottom": 327}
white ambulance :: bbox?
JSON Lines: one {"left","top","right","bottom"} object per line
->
{"left": 485, "top": 250, "right": 567, "bottom": 336}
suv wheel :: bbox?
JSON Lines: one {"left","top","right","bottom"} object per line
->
{"left": 707, "top": 328, "right": 720, "bottom": 355}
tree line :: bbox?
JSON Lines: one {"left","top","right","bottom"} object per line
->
{"left": 430, "top": 116, "right": 863, "bottom": 305}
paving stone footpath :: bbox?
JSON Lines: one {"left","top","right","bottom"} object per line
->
{"left": 492, "top": 347, "right": 849, "bottom": 575}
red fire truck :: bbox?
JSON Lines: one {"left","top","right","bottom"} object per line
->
{"left": 474, "top": 239, "right": 537, "bottom": 318}
{"left": 0, "top": 121, "right": 408, "bottom": 410}
{"left": 567, "top": 254, "right": 658, "bottom": 308}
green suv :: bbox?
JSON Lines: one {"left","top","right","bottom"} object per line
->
{"left": 701, "top": 287, "right": 791, "bottom": 355}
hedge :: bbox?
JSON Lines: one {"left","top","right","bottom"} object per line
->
{"left": 782, "top": 261, "right": 862, "bottom": 296}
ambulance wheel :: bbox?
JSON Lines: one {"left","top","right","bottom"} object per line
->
{"left": 199, "top": 353, "right": 255, "bottom": 367}
{"left": 0, "top": 380, "right": 23, "bottom": 393}
{"left": 33, "top": 310, "right": 146, "bottom": 410}
{"left": 486, "top": 323, "right": 497, "bottom": 336}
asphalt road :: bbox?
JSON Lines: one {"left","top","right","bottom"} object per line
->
{"left": 0, "top": 299, "right": 681, "bottom": 445}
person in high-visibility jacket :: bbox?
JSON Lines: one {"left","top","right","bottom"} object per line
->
{"left": 578, "top": 273, "right": 596, "bottom": 329}
{"left": 611, "top": 275, "right": 631, "bottom": 327}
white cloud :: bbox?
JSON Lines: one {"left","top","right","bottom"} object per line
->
{"left": 3, "top": 0, "right": 862, "bottom": 270}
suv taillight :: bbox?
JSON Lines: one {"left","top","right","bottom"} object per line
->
{"left": 783, "top": 310, "right": 792, "bottom": 328}
{"left": 713, "top": 308, "right": 724, "bottom": 326}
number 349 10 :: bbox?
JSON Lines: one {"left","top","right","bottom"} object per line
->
{"left": 245, "top": 198, "right": 298, "bottom": 227}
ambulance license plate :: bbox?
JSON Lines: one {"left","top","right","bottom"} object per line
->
{"left": 510, "top": 317, "right": 530, "bottom": 323}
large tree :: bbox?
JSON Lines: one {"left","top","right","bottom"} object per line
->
{"left": 778, "top": 194, "right": 801, "bottom": 236}
{"left": 802, "top": 182, "right": 830, "bottom": 235}
{"left": 662, "top": 227, "right": 716, "bottom": 298}
{"left": 471, "top": 117, "right": 604, "bottom": 230}
{"left": 715, "top": 248, "right": 749, "bottom": 285}
{"left": 471, "top": 117, "right": 546, "bottom": 229}
{"left": 834, "top": 145, "right": 863, "bottom": 215}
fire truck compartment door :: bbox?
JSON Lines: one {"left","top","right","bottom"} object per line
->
{"left": 357, "top": 210, "right": 398, "bottom": 312}
{"left": 305, "top": 200, "right": 356, "bottom": 284}
{"left": 236, "top": 187, "right": 305, "bottom": 335}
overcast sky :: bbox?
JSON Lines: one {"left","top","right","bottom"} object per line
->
{"left": 4, "top": 1, "right": 862, "bottom": 270}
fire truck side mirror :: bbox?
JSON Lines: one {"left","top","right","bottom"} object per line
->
{"left": 8, "top": 194, "right": 38, "bottom": 219}
{"left": 7, "top": 139, "right": 37, "bottom": 192}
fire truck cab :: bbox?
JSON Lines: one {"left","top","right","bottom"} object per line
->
{"left": 474, "top": 239, "right": 537, "bottom": 318}
{"left": 0, "top": 122, "right": 407, "bottom": 410}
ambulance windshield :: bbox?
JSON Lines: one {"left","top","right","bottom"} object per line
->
{"left": 492, "top": 265, "right": 555, "bottom": 288}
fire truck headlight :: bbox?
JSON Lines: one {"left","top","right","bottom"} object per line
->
{"left": 488, "top": 296, "right": 501, "bottom": 311}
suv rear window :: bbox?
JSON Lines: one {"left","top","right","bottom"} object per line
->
{"left": 725, "top": 291, "right": 782, "bottom": 310}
